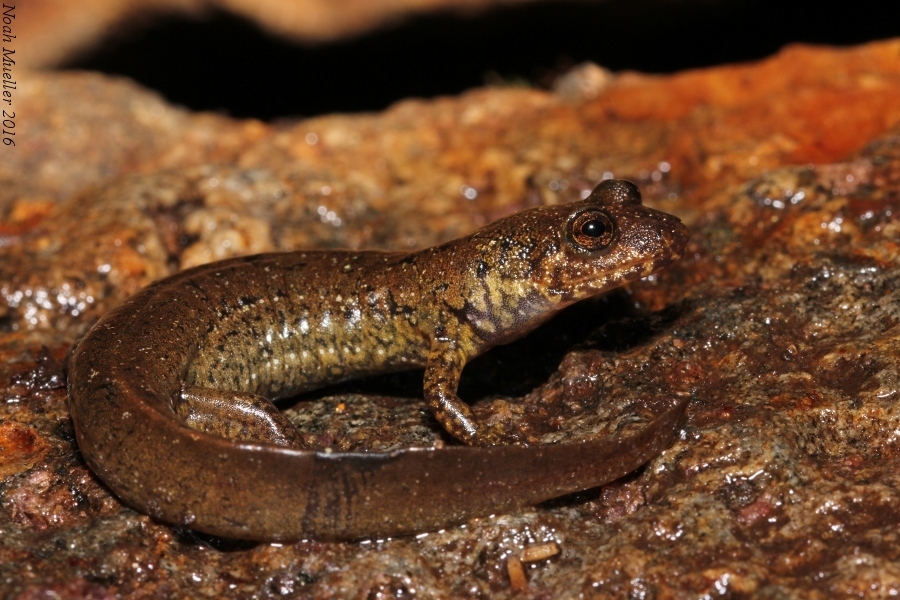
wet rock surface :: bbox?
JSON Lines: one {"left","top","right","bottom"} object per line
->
{"left": 2, "top": 39, "right": 900, "bottom": 598}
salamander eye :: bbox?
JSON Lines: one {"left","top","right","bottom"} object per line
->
{"left": 581, "top": 219, "right": 607, "bottom": 238}
{"left": 568, "top": 209, "right": 615, "bottom": 251}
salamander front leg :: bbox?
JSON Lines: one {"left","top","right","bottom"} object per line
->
{"left": 176, "top": 385, "right": 306, "bottom": 448}
{"left": 423, "top": 342, "right": 506, "bottom": 446}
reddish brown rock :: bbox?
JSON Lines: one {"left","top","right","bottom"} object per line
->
{"left": 2, "top": 39, "right": 900, "bottom": 598}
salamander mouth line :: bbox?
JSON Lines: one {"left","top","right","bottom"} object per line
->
{"left": 557, "top": 251, "right": 683, "bottom": 292}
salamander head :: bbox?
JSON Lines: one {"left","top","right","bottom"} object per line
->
{"left": 463, "top": 179, "right": 689, "bottom": 321}
{"left": 433, "top": 179, "right": 688, "bottom": 347}
{"left": 535, "top": 178, "right": 689, "bottom": 304}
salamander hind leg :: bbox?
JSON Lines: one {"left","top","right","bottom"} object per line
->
{"left": 423, "top": 344, "right": 509, "bottom": 446}
{"left": 176, "top": 385, "right": 306, "bottom": 448}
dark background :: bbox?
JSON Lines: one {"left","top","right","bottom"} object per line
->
{"left": 67, "top": 0, "right": 899, "bottom": 120}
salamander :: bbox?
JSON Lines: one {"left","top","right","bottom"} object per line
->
{"left": 67, "top": 179, "right": 690, "bottom": 541}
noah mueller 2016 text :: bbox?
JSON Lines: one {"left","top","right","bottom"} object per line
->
{"left": 2, "top": 3, "right": 16, "bottom": 147}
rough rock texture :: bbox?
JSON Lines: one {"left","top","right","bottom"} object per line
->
{"left": 2, "top": 38, "right": 900, "bottom": 598}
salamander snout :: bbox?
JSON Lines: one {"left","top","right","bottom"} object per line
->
{"left": 610, "top": 202, "right": 689, "bottom": 270}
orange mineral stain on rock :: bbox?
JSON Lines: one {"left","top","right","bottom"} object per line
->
{"left": 583, "top": 41, "right": 900, "bottom": 195}
{"left": 0, "top": 423, "right": 49, "bottom": 478}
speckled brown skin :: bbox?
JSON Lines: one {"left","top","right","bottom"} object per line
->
{"left": 67, "top": 180, "right": 689, "bottom": 541}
